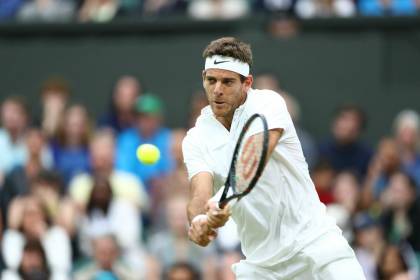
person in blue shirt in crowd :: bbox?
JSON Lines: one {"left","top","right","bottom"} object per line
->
{"left": 319, "top": 104, "right": 373, "bottom": 180}
{"left": 115, "top": 94, "right": 174, "bottom": 191}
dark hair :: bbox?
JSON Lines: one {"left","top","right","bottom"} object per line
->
{"left": 87, "top": 176, "right": 113, "bottom": 216}
{"left": 18, "top": 239, "right": 51, "bottom": 280}
{"left": 334, "top": 104, "right": 367, "bottom": 131}
{"left": 164, "top": 262, "right": 201, "bottom": 280}
{"left": 203, "top": 37, "right": 253, "bottom": 67}
{"left": 40, "top": 77, "right": 70, "bottom": 97}
{"left": 377, "top": 244, "right": 409, "bottom": 280}
{"left": 56, "top": 104, "right": 91, "bottom": 147}
{"left": 31, "top": 170, "right": 63, "bottom": 195}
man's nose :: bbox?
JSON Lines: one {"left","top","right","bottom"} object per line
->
{"left": 214, "top": 81, "right": 223, "bottom": 96}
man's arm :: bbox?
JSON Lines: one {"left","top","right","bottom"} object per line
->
{"left": 187, "top": 172, "right": 213, "bottom": 223}
{"left": 187, "top": 172, "right": 218, "bottom": 247}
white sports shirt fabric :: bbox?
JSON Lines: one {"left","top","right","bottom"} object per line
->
{"left": 182, "top": 89, "right": 339, "bottom": 266}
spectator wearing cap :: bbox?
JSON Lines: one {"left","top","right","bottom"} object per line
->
{"left": 115, "top": 94, "right": 174, "bottom": 191}
{"left": 353, "top": 212, "right": 386, "bottom": 280}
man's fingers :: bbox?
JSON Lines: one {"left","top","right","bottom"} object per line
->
{"left": 188, "top": 227, "right": 215, "bottom": 247}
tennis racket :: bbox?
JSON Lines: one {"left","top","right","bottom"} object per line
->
{"left": 218, "top": 113, "right": 269, "bottom": 209}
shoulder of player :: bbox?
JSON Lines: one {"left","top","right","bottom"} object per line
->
{"left": 249, "top": 88, "right": 285, "bottom": 103}
{"left": 247, "top": 88, "right": 286, "bottom": 111}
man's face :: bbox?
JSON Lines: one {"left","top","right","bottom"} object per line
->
{"left": 203, "top": 69, "right": 252, "bottom": 119}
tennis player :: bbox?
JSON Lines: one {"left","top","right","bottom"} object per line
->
{"left": 182, "top": 37, "right": 365, "bottom": 279}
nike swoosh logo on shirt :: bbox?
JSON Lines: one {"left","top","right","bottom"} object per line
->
{"left": 214, "top": 60, "right": 230, "bottom": 65}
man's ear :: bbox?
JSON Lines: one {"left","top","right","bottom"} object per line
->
{"left": 244, "top": 75, "right": 253, "bottom": 91}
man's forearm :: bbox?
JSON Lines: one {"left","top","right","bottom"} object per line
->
{"left": 187, "top": 172, "right": 213, "bottom": 224}
{"left": 187, "top": 197, "right": 208, "bottom": 224}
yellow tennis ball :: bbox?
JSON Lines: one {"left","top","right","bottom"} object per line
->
{"left": 136, "top": 144, "right": 160, "bottom": 165}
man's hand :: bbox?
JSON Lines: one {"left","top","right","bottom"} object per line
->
{"left": 205, "top": 200, "right": 231, "bottom": 229}
{"left": 188, "top": 214, "right": 217, "bottom": 247}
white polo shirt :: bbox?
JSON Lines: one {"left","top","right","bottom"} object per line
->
{"left": 182, "top": 89, "right": 338, "bottom": 266}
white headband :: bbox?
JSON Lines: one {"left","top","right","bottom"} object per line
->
{"left": 204, "top": 55, "right": 250, "bottom": 77}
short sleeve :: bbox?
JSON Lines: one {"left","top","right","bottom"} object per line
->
{"left": 182, "top": 130, "right": 213, "bottom": 180}
{"left": 251, "top": 90, "right": 291, "bottom": 132}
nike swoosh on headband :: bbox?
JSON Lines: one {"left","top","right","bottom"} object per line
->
{"left": 214, "top": 59, "right": 230, "bottom": 65}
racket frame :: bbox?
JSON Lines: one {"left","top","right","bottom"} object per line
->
{"left": 218, "top": 113, "right": 269, "bottom": 209}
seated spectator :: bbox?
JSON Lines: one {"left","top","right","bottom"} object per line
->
{"left": 2, "top": 195, "right": 71, "bottom": 278}
{"left": 188, "top": 90, "right": 208, "bottom": 129}
{"left": 76, "top": 176, "right": 144, "bottom": 274}
{"left": 328, "top": 171, "right": 362, "bottom": 241}
{"left": 142, "top": 0, "right": 187, "bottom": 15}
{"left": 332, "top": 171, "right": 361, "bottom": 215}
{"left": 377, "top": 245, "right": 413, "bottom": 280}
{"left": 148, "top": 195, "right": 217, "bottom": 277}
{"left": 1, "top": 240, "right": 52, "bottom": 280}
{"left": 319, "top": 104, "right": 372, "bottom": 179}
{"left": 359, "top": 0, "right": 417, "bottom": 16}
{"left": 393, "top": 109, "right": 420, "bottom": 189}
{"left": 50, "top": 104, "right": 91, "bottom": 187}
{"left": 294, "top": 0, "right": 356, "bottom": 18}
{"left": 73, "top": 234, "right": 137, "bottom": 280}
{"left": 0, "top": 96, "right": 29, "bottom": 181}
{"left": 115, "top": 94, "right": 174, "bottom": 191}
{"left": 78, "top": 0, "right": 118, "bottom": 22}
{"left": 188, "top": 0, "right": 249, "bottom": 20}
{"left": 311, "top": 160, "right": 335, "bottom": 205}
{"left": 380, "top": 172, "right": 420, "bottom": 253}
{"left": 149, "top": 129, "right": 187, "bottom": 230}
{"left": 17, "top": 0, "right": 75, "bottom": 21}
{"left": 362, "top": 138, "right": 400, "bottom": 207}
{"left": 353, "top": 213, "right": 386, "bottom": 280}
{"left": 98, "top": 76, "right": 141, "bottom": 134}
{"left": 0, "top": 128, "right": 53, "bottom": 227}
{"left": 253, "top": 0, "right": 295, "bottom": 14}
{"left": 38, "top": 77, "right": 71, "bottom": 140}
{"left": 164, "top": 262, "right": 201, "bottom": 280}
{"left": 69, "top": 128, "right": 148, "bottom": 210}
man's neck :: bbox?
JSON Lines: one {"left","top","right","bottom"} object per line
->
{"left": 216, "top": 114, "right": 234, "bottom": 130}
{"left": 215, "top": 91, "right": 248, "bottom": 130}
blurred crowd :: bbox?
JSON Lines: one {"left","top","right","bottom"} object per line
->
{"left": 1, "top": 0, "right": 420, "bottom": 22}
{"left": 0, "top": 73, "right": 419, "bottom": 280}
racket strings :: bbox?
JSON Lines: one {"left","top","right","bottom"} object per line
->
{"left": 235, "top": 132, "right": 264, "bottom": 193}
